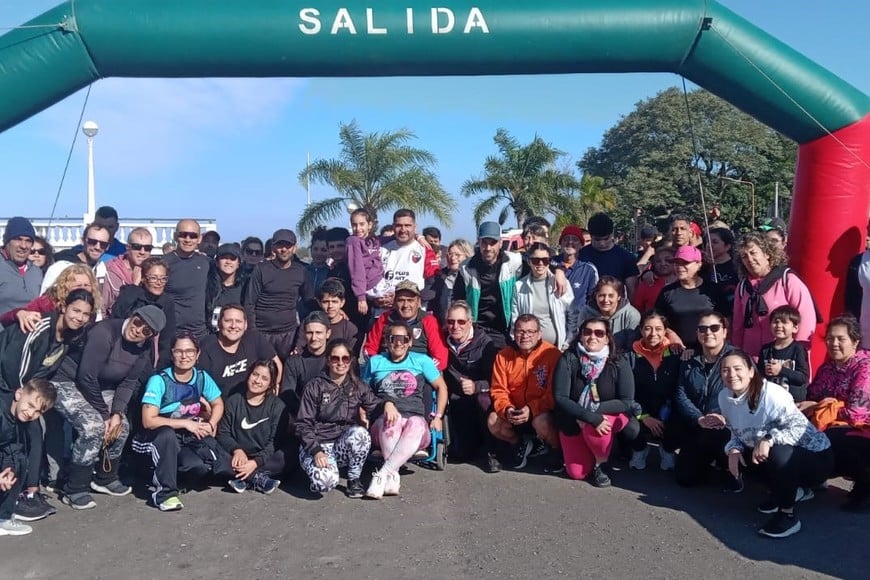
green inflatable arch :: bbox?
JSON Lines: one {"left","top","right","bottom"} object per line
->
{"left": 2, "top": 0, "right": 870, "bottom": 360}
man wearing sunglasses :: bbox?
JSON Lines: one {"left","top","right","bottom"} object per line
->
{"left": 164, "top": 219, "right": 212, "bottom": 338}
{"left": 40, "top": 223, "right": 110, "bottom": 298}
{"left": 102, "top": 227, "right": 154, "bottom": 317}
{"left": 0, "top": 217, "right": 43, "bottom": 318}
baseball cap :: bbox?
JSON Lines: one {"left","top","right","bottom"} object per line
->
{"left": 216, "top": 243, "right": 241, "bottom": 259}
{"left": 639, "top": 225, "right": 659, "bottom": 241}
{"left": 587, "top": 213, "right": 614, "bottom": 237}
{"left": 760, "top": 217, "right": 787, "bottom": 233}
{"left": 559, "top": 225, "right": 585, "bottom": 244}
{"left": 690, "top": 222, "right": 703, "bottom": 237}
{"left": 303, "top": 310, "right": 330, "bottom": 329}
{"left": 394, "top": 280, "right": 421, "bottom": 296}
{"left": 272, "top": 229, "right": 297, "bottom": 246}
{"left": 672, "top": 245, "right": 703, "bottom": 262}
{"left": 477, "top": 222, "right": 501, "bottom": 241}
{"left": 132, "top": 305, "right": 167, "bottom": 333}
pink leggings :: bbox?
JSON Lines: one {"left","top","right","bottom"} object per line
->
{"left": 371, "top": 415, "right": 431, "bottom": 474}
{"left": 560, "top": 414, "right": 630, "bottom": 480}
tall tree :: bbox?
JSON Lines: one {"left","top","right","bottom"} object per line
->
{"left": 461, "top": 128, "right": 579, "bottom": 227}
{"left": 579, "top": 87, "right": 797, "bottom": 233}
{"left": 297, "top": 121, "right": 455, "bottom": 236}
{"left": 551, "top": 174, "right": 618, "bottom": 234}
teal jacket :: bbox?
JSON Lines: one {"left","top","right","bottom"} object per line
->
{"left": 454, "top": 250, "right": 523, "bottom": 326}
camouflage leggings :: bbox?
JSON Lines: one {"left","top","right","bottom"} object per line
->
{"left": 52, "top": 382, "right": 130, "bottom": 466}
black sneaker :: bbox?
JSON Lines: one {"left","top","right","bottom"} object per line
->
{"left": 61, "top": 492, "right": 97, "bottom": 510}
{"left": 528, "top": 439, "right": 549, "bottom": 458}
{"left": 758, "top": 511, "right": 801, "bottom": 538}
{"left": 586, "top": 464, "right": 611, "bottom": 488}
{"left": 511, "top": 439, "right": 533, "bottom": 470}
{"left": 543, "top": 450, "right": 565, "bottom": 474}
{"left": 485, "top": 453, "right": 502, "bottom": 474}
{"left": 723, "top": 474, "right": 744, "bottom": 494}
{"left": 843, "top": 481, "right": 870, "bottom": 512}
{"left": 346, "top": 478, "right": 365, "bottom": 499}
{"left": 757, "top": 495, "right": 778, "bottom": 514}
{"left": 14, "top": 493, "right": 57, "bottom": 522}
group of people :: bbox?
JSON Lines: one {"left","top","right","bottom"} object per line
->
{"left": 0, "top": 204, "right": 868, "bottom": 542}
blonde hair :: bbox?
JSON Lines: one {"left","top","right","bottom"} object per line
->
{"left": 448, "top": 239, "right": 474, "bottom": 261}
{"left": 48, "top": 264, "right": 102, "bottom": 313}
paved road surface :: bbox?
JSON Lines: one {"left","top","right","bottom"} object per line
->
{"left": 0, "top": 458, "right": 863, "bottom": 580}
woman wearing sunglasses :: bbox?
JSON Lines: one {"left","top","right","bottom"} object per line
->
{"left": 553, "top": 317, "right": 638, "bottom": 487}
{"left": 671, "top": 311, "right": 737, "bottom": 488}
{"left": 112, "top": 257, "right": 177, "bottom": 370}
{"left": 576, "top": 276, "right": 641, "bottom": 352}
{"left": 28, "top": 236, "right": 53, "bottom": 273}
{"left": 60, "top": 304, "right": 166, "bottom": 510}
{"left": 102, "top": 228, "right": 155, "bottom": 317}
{"left": 1, "top": 263, "right": 102, "bottom": 332}
{"left": 362, "top": 321, "right": 448, "bottom": 499}
{"left": 511, "top": 242, "right": 576, "bottom": 351}
{"left": 296, "top": 340, "right": 382, "bottom": 498}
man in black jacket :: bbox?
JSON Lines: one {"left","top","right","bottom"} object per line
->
{"left": 443, "top": 301, "right": 501, "bottom": 471}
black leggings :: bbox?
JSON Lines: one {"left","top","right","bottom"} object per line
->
{"left": 743, "top": 444, "right": 833, "bottom": 509}
{"left": 673, "top": 423, "right": 730, "bottom": 486}
{"left": 826, "top": 427, "right": 870, "bottom": 484}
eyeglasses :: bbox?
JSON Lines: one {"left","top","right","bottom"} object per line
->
{"left": 30, "top": 248, "right": 47, "bottom": 256}
{"left": 582, "top": 328, "right": 607, "bottom": 338}
{"left": 515, "top": 329, "right": 540, "bottom": 337}
{"left": 171, "top": 349, "right": 198, "bottom": 357}
{"left": 86, "top": 238, "right": 110, "bottom": 249}
{"left": 697, "top": 324, "right": 723, "bottom": 334}
{"left": 131, "top": 316, "right": 155, "bottom": 337}
{"left": 388, "top": 335, "right": 411, "bottom": 345}
{"left": 129, "top": 243, "right": 154, "bottom": 252}
{"left": 329, "top": 355, "right": 352, "bottom": 364}
{"left": 245, "top": 247, "right": 263, "bottom": 256}
{"left": 446, "top": 319, "right": 469, "bottom": 326}
{"left": 176, "top": 231, "right": 199, "bottom": 240}
{"left": 144, "top": 275, "right": 169, "bottom": 284}
{"left": 529, "top": 257, "right": 550, "bottom": 266}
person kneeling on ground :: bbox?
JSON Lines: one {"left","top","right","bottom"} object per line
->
{"left": 488, "top": 314, "right": 562, "bottom": 472}
{"left": 296, "top": 340, "right": 381, "bottom": 498}
{"left": 0, "top": 379, "right": 56, "bottom": 537}
{"left": 719, "top": 350, "right": 832, "bottom": 539}
{"left": 553, "top": 317, "right": 638, "bottom": 487}
{"left": 133, "top": 333, "right": 233, "bottom": 512}
{"left": 362, "top": 321, "right": 448, "bottom": 499}
{"left": 217, "top": 360, "right": 285, "bottom": 495}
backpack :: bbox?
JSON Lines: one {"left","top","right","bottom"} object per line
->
{"left": 158, "top": 370, "right": 206, "bottom": 419}
{"left": 737, "top": 266, "right": 824, "bottom": 326}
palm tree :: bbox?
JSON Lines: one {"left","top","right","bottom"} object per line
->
{"left": 461, "top": 129, "right": 579, "bottom": 227}
{"left": 296, "top": 121, "right": 456, "bottom": 236}
{"left": 551, "top": 174, "right": 618, "bottom": 233}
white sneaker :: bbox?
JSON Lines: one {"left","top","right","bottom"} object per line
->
{"left": 0, "top": 518, "right": 32, "bottom": 536}
{"left": 795, "top": 487, "right": 815, "bottom": 503}
{"left": 365, "top": 471, "right": 387, "bottom": 499}
{"left": 629, "top": 448, "right": 649, "bottom": 470}
{"left": 384, "top": 471, "right": 400, "bottom": 496}
{"left": 659, "top": 449, "right": 676, "bottom": 471}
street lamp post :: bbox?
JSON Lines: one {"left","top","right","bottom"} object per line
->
{"left": 82, "top": 120, "right": 99, "bottom": 224}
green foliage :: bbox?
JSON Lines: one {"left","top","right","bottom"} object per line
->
{"left": 297, "top": 120, "right": 456, "bottom": 236}
{"left": 551, "top": 174, "right": 618, "bottom": 234}
{"left": 578, "top": 87, "right": 797, "bottom": 234}
{"left": 462, "top": 128, "right": 579, "bottom": 227}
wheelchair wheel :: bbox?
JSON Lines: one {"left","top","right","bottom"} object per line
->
{"left": 435, "top": 441, "right": 447, "bottom": 470}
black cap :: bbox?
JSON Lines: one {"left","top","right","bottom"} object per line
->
{"left": 272, "top": 229, "right": 297, "bottom": 246}
{"left": 216, "top": 243, "right": 240, "bottom": 259}
{"left": 587, "top": 213, "right": 614, "bottom": 237}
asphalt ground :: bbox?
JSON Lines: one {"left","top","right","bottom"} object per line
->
{"left": 0, "top": 453, "right": 864, "bottom": 580}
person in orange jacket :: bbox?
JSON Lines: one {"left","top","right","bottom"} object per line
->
{"left": 487, "top": 314, "right": 562, "bottom": 473}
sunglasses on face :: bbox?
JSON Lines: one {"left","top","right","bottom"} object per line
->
{"left": 697, "top": 324, "right": 723, "bottom": 334}
{"left": 582, "top": 328, "right": 607, "bottom": 338}
{"left": 329, "top": 355, "right": 352, "bottom": 365}
{"left": 129, "top": 243, "right": 154, "bottom": 252}
{"left": 131, "top": 316, "right": 155, "bottom": 337}
{"left": 388, "top": 335, "right": 411, "bottom": 345}
{"left": 30, "top": 248, "right": 47, "bottom": 256}
{"left": 86, "top": 238, "right": 110, "bottom": 250}
{"left": 176, "top": 231, "right": 199, "bottom": 240}
{"left": 446, "top": 319, "right": 469, "bottom": 326}
{"left": 245, "top": 247, "right": 263, "bottom": 256}
{"left": 529, "top": 257, "right": 550, "bottom": 266}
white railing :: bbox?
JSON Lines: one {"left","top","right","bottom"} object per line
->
{"left": 0, "top": 217, "right": 218, "bottom": 253}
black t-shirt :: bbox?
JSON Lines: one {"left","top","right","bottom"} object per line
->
{"left": 164, "top": 252, "right": 212, "bottom": 336}
{"left": 244, "top": 260, "right": 313, "bottom": 333}
{"left": 758, "top": 340, "right": 810, "bottom": 401}
{"left": 474, "top": 261, "right": 505, "bottom": 332}
{"left": 293, "top": 318, "right": 359, "bottom": 352}
{"left": 198, "top": 330, "right": 277, "bottom": 397}
{"left": 705, "top": 259, "right": 739, "bottom": 312}
{"left": 655, "top": 280, "right": 728, "bottom": 347}
{"left": 579, "top": 245, "right": 640, "bottom": 283}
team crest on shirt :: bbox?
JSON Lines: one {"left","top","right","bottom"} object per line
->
{"left": 321, "top": 392, "right": 331, "bottom": 405}
{"left": 411, "top": 250, "right": 422, "bottom": 263}
{"left": 413, "top": 327, "right": 423, "bottom": 340}
{"left": 534, "top": 366, "right": 548, "bottom": 389}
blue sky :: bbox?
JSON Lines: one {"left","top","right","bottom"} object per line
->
{"left": 1, "top": 0, "right": 868, "bottom": 245}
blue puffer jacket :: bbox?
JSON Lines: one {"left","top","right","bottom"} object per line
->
{"left": 673, "top": 343, "right": 736, "bottom": 424}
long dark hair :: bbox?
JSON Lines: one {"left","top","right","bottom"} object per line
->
{"left": 325, "top": 339, "right": 359, "bottom": 382}
{"left": 722, "top": 349, "right": 764, "bottom": 411}
{"left": 247, "top": 359, "right": 278, "bottom": 394}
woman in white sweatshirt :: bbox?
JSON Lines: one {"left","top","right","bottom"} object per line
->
{"left": 717, "top": 349, "right": 832, "bottom": 539}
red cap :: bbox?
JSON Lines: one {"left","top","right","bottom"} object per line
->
{"left": 690, "top": 222, "right": 702, "bottom": 237}
{"left": 559, "top": 225, "right": 585, "bottom": 243}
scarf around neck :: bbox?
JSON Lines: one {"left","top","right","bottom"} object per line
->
{"left": 633, "top": 339, "right": 671, "bottom": 372}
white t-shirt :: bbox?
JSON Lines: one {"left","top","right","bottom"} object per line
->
{"left": 382, "top": 239, "right": 428, "bottom": 290}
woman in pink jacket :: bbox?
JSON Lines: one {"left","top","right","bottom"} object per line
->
{"left": 732, "top": 232, "right": 817, "bottom": 358}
